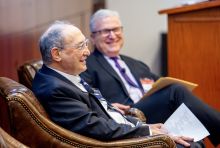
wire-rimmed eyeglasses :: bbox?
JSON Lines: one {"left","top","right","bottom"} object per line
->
{"left": 92, "top": 26, "right": 123, "bottom": 36}
{"left": 60, "top": 38, "right": 90, "bottom": 51}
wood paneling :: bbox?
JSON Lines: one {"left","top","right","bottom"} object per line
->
{"left": 160, "top": 1, "right": 220, "bottom": 147}
{"left": 160, "top": 1, "right": 220, "bottom": 111}
{"left": 168, "top": 6, "right": 220, "bottom": 109}
{"left": 0, "top": 0, "right": 92, "bottom": 80}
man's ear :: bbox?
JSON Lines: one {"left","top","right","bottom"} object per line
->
{"left": 50, "top": 47, "right": 61, "bottom": 62}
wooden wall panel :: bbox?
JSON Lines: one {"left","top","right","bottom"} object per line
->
{"left": 0, "top": 0, "right": 92, "bottom": 81}
{"left": 168, "top": 7, "right": 220, "bottom": 111}
{"left": 160, "top": 2, "right": 220, "bottom": 147}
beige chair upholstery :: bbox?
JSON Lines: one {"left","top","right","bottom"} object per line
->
{"left": 17, "top": 60, "right": 147, "bottom": 122}
{"left": 0, "top": 127, "right": 29, "bottom": 148}
{"left": 0, "top": 77, "right": 176, "bottom": 147}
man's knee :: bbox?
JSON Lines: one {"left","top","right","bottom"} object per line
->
{"left": 166, "top": 83, "right": 191, "bottom": 99}
{"left": 167, "top": 83, "right": 188, "bottom": 92}
{"left": 176, "top": 140, "right": 205, "bottom": 148}
{"left": 189, "top": 140, "right": 205, "bottom": 148}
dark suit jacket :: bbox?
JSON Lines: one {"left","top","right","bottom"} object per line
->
{"left": 80, "top": 49, "right": 159, "bottom": 105}
{"left": 32, "top": 65, "right": 150, "bottom": 141}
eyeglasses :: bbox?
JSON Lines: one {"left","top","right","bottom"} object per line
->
{"left": 61, "top": 38, "right": 90, "bottom": 51}
{"left": 92, "top": 26, "right": 123, "bottom": 36}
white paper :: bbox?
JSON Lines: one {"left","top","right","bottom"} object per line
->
{"left": 164, "top": 103, "right": 210, "bottom": 142}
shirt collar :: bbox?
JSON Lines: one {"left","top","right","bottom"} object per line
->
{"left": 104, "top": 55, "right": 121, "bottom": 60}
{"left": 46, "top": 66, "right": 86, "bottom": 92}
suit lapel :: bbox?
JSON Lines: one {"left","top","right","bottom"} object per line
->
{"left": 94, "top": 50, "right": 121, "bottom": 81}
{"left": 94, "top": 50, "right": 129, "bottom": 96}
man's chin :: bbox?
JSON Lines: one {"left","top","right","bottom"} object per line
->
{"left": 81, "top": 66, "right": 87, "bottom": 73}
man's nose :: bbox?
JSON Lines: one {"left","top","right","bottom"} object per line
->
{"left": 108, "top": 31, "right": 117, "bottom": 38}
{"left": 83, "top": 47, "right": 90, "bottom": 56}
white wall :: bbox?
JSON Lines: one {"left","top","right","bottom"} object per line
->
{"left": 106, "top": 0, "right": 183, "bottom": 75}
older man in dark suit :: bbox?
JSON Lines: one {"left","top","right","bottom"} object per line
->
{"left": 80, "top": 9, "right": 220, "bottom": 146}
{"left": 32, "top": 20, "right": 204, "bottom": 147}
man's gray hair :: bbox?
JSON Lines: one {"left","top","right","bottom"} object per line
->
{"left": 90, "top": 9, "right": 122, "bottom": 33}
{"left": 39, "top": 21, "right": 73, "bottom": 64}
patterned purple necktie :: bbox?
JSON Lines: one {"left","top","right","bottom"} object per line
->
{"left": 110, "top": 57, "right": 142, "bottom": 91}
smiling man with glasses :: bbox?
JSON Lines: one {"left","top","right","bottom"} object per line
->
{"left": 89, "top": 11, "right": 124, "bottom": 58}
{"left": 81, "top": 9, "right": 220, "bottom": 147}
{"left": 32, "top": 20, "right": 207, "bottom": 148}
{"left": 32, "top": 20, "right": 197, "bottom": 147}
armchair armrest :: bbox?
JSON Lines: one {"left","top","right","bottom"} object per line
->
{"left": 0, "top": 127, "right": 29, "bottom": 148}
{"left": 126, "top": 107, "right": 147, "bottom": 123}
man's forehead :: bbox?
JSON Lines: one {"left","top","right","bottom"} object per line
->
{"left": 64, "top": 25, "right": 80, "bottom": 33}
{"left": 95, "top": 16, "right": 121, "bottom": 28}
{"left": 64, "top": 28, "right": 85, "bottom": 44}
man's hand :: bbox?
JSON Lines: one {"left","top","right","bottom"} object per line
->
{"left": 149, "top": 123, "right": 168, "bottom": 135}
{"left": 149, "top": 123, "right": 194, "bottom": 147}
{"left": 111, "top": 103, "right": 130, "bottom": 114}
{"left": 169, "top": 135, "right": 194, "bottom": 147}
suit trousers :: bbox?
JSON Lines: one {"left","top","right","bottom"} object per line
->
{"left": 176, "top": 140, "right": 205, "bottom": 148}
{"left": 133, "top": 84, "right": 220, "bottom": 146}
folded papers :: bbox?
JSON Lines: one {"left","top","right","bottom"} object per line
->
{"left": 143, "top": 77, "right": 198, "bottom": 97}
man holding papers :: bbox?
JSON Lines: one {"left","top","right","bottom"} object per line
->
{"left": 81, "top": 9, "right": 220, "bottom": 146}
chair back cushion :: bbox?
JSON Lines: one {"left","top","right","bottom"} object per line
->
{"left": 0, "top": 77, "right": 48, "bottom": 118}
{"left": 17, "top": 60, "right": 43, "bottom": 89}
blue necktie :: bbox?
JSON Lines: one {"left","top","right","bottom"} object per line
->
{"left": 110, "top": 57, "right": 144, "bottom": 94}
{"left": 80, "top": 78, "right": 137, "bottom": 127}
{"left": 80, "top": 78, "right": 103, "bottom": 100}
{"left": 80, "top": 78, "right": 122, "bottom": 112}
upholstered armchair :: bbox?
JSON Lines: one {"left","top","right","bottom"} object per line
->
{"left": 0, "top": 77, "right": 176, "bottom": 147}
{"left": 17, "top": 60, "right": 147, "bottom": 122}
{"left": 0, "top": 127, "right": 29, "bottom": 148}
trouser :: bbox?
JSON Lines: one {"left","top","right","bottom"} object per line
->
{"left": 133, "top": 84, "right": 220, "bottom": 146}
{"left": 176, "top": 140, "right": 205, "bottom": 148}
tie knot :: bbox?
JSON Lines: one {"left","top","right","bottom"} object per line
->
{"left": 80, "top": 78, "right": 85, "bottom": 85}
{"left": 110, "top": 57, "right": 119, "bottom": 61}
{"left": 80, "top": 78, "right": 94, "bottom": 93}
{"left": 80, "top": 78, "right": 105, "bottom": 100}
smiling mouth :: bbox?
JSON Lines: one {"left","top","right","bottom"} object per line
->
{"left": 106, "top": 40, "right": 117, "bottom": 44}
{"left": 80, "top": 59, "right": 87, "bottom": 64}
